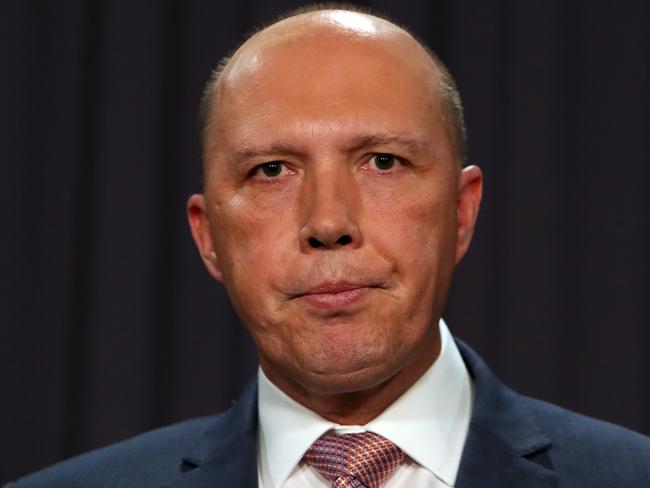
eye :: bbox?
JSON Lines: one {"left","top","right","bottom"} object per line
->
{"left": 369, "top": 153, "right": 399, "bottom": 171}
{"left": 252, "top": 161, "right": 287, "bottom": 178}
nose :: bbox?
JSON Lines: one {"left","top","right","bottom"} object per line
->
{"left": 299, "top": 167, "right": 362, "bottom": 252}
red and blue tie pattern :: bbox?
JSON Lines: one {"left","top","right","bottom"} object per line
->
{"left": 304, "top": 431, "right": 405, "bottom": 487}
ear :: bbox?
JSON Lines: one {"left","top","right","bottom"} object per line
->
{"left": 187, "top": 193, "right": 224, "bottom": 283}
{"left": 455, "top": 165, "right": 483, "bottom": 265}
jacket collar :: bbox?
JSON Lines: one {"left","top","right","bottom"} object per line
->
{"left": 455, "top": 340, "right": 558, "bottom": 488}
{"left": 161, "top": 378, "right": 259, "bottom": 488}
{"left": 164, "top": 340, "right": 558, "bottom": 488}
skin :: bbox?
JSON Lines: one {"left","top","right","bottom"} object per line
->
{"left": 188, "top": 10, "right": 482, "bottom": 424}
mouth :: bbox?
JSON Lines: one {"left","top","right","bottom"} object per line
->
{"left": 293, "top": 281, "right": 379, "bottom": 310}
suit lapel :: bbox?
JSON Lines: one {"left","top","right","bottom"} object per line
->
{"left": 455, "top": 341, "right": 558, "bottom": 488}
{"left": 161, "top": 379, "right": 259, "bottom": 488}
{"left": 457, "top": 424, "right": 557, "bottom": 488}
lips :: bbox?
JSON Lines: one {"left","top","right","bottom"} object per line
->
{"left": 294, "top": 282, "right": 376, "bottom": 310}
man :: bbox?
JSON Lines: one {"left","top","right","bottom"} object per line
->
{"left": 7, "top": 5, "right": 650, "bottom": 488}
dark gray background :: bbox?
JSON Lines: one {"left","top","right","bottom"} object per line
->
{"left": 2, "top": 0, "right": 649, "bottom": 483}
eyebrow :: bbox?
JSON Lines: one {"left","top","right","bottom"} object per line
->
{"left": 346, "top": 133, "right": 429, "bottom": 154}
{"left": 231, "top": 142, "right": 302, "bottom": 167}
{"left": 230, "top": 133, "right": 429, "bottom": 167}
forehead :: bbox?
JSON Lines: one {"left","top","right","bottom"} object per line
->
{"left": 206, "top": 14, "right": 446, "bottom": 159}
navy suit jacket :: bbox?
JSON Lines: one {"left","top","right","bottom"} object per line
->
{"left": 7, "top": 341, "right": 650, "bottom": 487}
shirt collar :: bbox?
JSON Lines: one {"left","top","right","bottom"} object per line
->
{"left": 257, "top": 319, "right": 473, "bottom": 487}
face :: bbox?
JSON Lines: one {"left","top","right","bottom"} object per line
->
{"left": 189, "top": 17, "right": 482, "bottom": 399}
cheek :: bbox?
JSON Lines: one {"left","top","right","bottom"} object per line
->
{"left": 361, "top": 180, "right": 458, "bottom": 321}
{"left": 212, "top": 189, "right": 298, "bottom": 294}
{"left": 363, "top": 182, "right": 456, "bottom": 266}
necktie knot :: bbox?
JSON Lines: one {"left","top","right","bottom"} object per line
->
{"left": 304, "top": 431, "right": 405, "bottom": 488}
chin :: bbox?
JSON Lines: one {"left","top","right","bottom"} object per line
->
{"left": 294, "top": 353, "right": 403, "bottom": 395}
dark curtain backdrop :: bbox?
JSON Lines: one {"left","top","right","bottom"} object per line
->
{"left": 2, "top": 0, "right": 649, "bottom": 482}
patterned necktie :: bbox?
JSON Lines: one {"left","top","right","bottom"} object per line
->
{"left": 304, "top": 431, "right": 405, "bottom": 488}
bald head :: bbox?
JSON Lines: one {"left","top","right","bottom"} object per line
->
{"left": 198, "top": 6, "right": 467, "bottom": 172}
{"left": 222, "top": 10, "right": 417, "bottom": 93}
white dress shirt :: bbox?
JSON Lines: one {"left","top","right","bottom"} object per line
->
{"left": 257, "top": 319, "right": 473, "bottom": 488}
